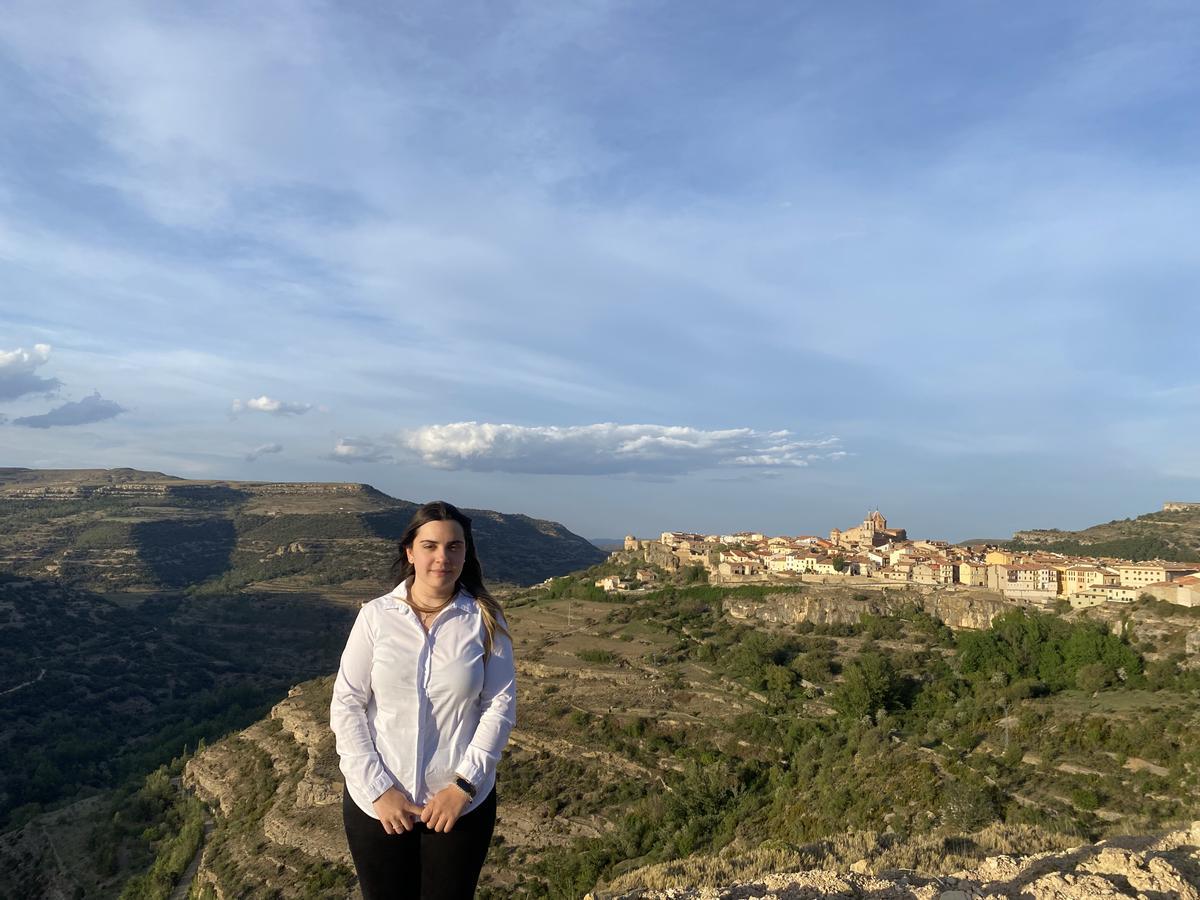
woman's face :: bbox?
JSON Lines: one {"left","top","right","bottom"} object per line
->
{"left": 406, "top": 519, "right": 467, "bottom": 596}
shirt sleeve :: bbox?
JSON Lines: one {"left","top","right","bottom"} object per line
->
{"left": 454, "top": 614, "right": 517, "bottom": 789}
{"left": 329, "top": 604, "right": 396, "bottom": 803}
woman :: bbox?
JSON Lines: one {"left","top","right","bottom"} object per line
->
{"left": 330, "top": 501, "right": 517, "bottom": 899}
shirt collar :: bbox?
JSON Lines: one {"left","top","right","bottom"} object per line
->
{"left": 382, "top": 578, "right": 474, "bottom": 615}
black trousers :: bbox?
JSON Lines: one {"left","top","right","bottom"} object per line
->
{"left": 343, "top": 787, "right": 497, "bottom": 900}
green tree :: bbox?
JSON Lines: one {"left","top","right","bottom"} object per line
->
{"left": 832, "top": 653, "right": 899, "bottom": 721}
{"left": 763, "top": 664, "right": 797, "bottom": 699}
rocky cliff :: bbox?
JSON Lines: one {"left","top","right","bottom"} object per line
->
{"left": 183, "top": 677, "right": 356, "bottom": 900}
{"left": 180, "top": 674, "right": 606, "bottom": 898}
{"left": 725, "top": 588, "right": 1016, "bottom": 632}
{"left": 599, "top": 820, "right": 1200, "bottom": 898}
{"left": 724, "top": 584, "right": 1200, "bottom": 669}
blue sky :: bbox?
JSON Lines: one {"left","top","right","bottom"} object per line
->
{"left": 2, "top": 1, "right": 1199, "bottom": 542}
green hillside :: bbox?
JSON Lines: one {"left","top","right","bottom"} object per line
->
{"left": 1008, "top": 505, "right": 1200, "bottom": 562}
{"left": 0, "top": 573, "right": 353, "bottom": 834}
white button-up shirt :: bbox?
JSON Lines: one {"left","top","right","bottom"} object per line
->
{"left": 330, "top": 580, "right": 517, "bottom": 818}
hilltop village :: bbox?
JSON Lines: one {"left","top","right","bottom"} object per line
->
{"left": 606, "top": 509, "right": 1200, "bottom": 608}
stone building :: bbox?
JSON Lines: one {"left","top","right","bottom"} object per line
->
{"left": 1142, "top": 575, "right": 1200, "bottom": 607}
{"left": 987, "top": 563, "right": 1058, "bottom": 603}
{"left": 829, "top": 510, "right": 907, "bottom": 550}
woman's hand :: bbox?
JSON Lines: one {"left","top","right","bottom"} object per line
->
{"left": 420, "top": 785, "right": 471, "bottom": 833}
{"left": 372, "top": 787, "right": 425, "bottom": 834}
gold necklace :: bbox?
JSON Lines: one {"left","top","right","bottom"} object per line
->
{"left": 405, "top": 578, "right": 453, "bottom": 623}
{"left": 409, "top": 599, "right": 449, "bottom": 613}
{"left": 407, "top": 593, "right": 452, "bottom": 621}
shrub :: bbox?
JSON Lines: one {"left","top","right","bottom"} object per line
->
{"left": 1071, "top": 787, "right": 1100, "bottom": 811}
{"left": 576, "top": 649, "right": 619, "bottom": 664}
{"left": 941, "top": 778, "right": 1001, "bottom": 831}
{"left": 1075, "top": 663, "right": 1113, "bottom": 693}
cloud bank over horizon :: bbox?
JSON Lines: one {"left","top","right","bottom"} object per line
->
{"left": 387, "top": 422, "right": 844, "bottom": 476}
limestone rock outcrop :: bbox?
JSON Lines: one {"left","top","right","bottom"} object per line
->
{"left": 183, "top": 676, "right": 355, "bottom": 899}
{"left": 725, "top": 589, "right": 1015, "bottom": 632}
{"left": 599, "top": 821, "right": 1200, "bottom": 899}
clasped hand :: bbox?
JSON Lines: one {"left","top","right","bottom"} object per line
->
{"left": 373, "top": 786, "right": 470, "bottom": 834}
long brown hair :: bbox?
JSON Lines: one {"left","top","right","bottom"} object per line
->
{"left": 390, "top": 500, "right": 508, "bottom": 656}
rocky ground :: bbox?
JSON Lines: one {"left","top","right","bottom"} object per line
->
{"left": 183, "top": 677, "right": 357, "bottom": 899}
{"left": 181, "top": 669, "right": 620, "bottom": 897}
{"left": 599, "top": 820, "right": 1200, "bottom": 899}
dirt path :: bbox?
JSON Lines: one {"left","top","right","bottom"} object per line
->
{"left": 0, "top": 667, "right": 46, "bottom": 696}
{"left": 38, "top": 824, "right": 67, "bottom": 876}
{"left": 168, "top": 816, "right": 214, "bottom": 900}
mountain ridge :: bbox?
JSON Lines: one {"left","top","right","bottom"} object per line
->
{"left": 1008, "top": 505, "right": 1200, "bottom": 562}
{"left": 0, "top": 467, "right": 606, "bottom": 589}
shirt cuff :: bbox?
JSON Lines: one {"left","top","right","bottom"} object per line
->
{"left": 453, "top": 753, "right": 486, "bottom": 789}
{"left": 367, "top": 772, "right": 395, "bottom": 802}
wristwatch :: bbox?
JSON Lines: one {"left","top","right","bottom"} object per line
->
{"left": 453, "top": 775, "right": 477, "bottom": 799}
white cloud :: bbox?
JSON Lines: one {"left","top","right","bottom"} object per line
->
{"left": 231, "top": 395, "right": 312, "bottom": 416}
{"left": 244, "top": 442, "right": 283, "bottom": 462}
{"left": 11, "top": 391, "right": 126, "bottom": 428}
{"left": 328, "top": 437, "right": 392, "bottom": 464}
{"left": 392, "top": 422, "right": 843, "bottom": 476}
{"left": 0, "top": 343, "right": 61, "bottom": 401}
